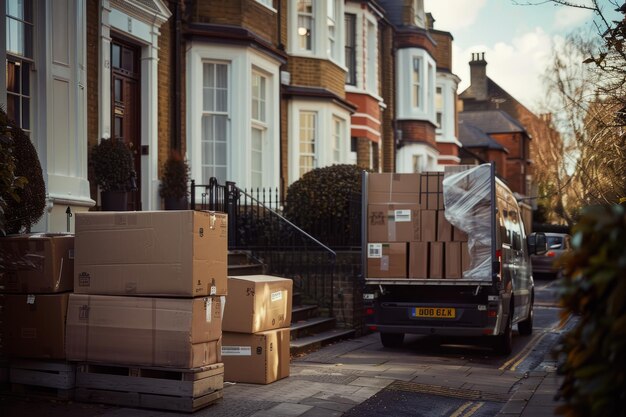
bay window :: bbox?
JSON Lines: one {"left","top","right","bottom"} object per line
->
{"left": 201, "top": 62, "right": 229, "bottom": 183}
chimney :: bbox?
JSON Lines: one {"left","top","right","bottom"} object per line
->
{"left": 468, "top": 52, "right": 488, "bottom": 101}
{"left": 426, "top": 13, "right": 435, "bottom": 30}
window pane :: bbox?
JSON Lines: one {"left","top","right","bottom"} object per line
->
{"left": 215, "top": 142, "right": 226, "bottom": 162}
{"left": 112, "top": 44, "right": 121, "bottom": 69}
{"left": 21, "top": 97, "right": 29, "bottom": 129}
{"left": 6, "top": 94, "right": 18, "bottom": 124}
{"left": 297, "top": 0, "right": 312, "bottom": 13}
{"left": 114, "top": 116, "right": 122, "bottom": 138}
{"left": 7, "top": 0, "right": 24, "bottom": 19}
{"left": 216, "top": 64, "right": 227, "bottom": 88}
{"left": 21, "top": 62, "right": 29, "bottom": 95}
{"left": 7, "top": 18, "right": 23, "bottom": 55}
{"left": 214, "top": 115, "right": 227, "bottom": 139}
{"left": 203, "top": 63, "right": 213, "bottom": 88}
{"left": 6, "top": 61, "right": 19, "bottom": 93}
{"left": 122, "top": 48, "right": 134, "bottom": 72}
{"left": 114, "top": 79, "right": 122, "bottom": 102}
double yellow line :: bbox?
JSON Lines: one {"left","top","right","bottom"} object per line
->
{"left": 450, "top": 401, "right": 485, "bottom": 417}
{"left": 499, "top": 331, "right": 547, "bottom": 371}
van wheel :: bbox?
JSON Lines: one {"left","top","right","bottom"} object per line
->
{"left": 493, "top": 311, "right": 513, "bottom": 355}
{"left": 380, "top": 332, "right": 404, "bottom": 348}
{"left": 518, "top": 297, "right": 534, "bottom": 336}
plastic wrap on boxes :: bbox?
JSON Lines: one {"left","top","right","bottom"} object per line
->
{"left": 442, "top": 164, "right": 492, "bottom": 280}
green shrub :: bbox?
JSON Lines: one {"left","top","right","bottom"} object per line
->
{"left": 0, "top": 109, "right": 27, "bottom": 235}
{"left": 90, "top": 138, "right": 135, "bottom": 192}
{"left": 1, "top": 115, "right": 45, "bottom": 234}
{"left": 283, "top": 164, "right": 363, "bottom": 244}
{"left": 159, "top": 150, "right": 190, "bottom": 199}
{"left": 554, "top": 204, "right": 626, "bottom": 417}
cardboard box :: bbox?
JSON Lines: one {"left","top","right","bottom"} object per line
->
{"left": 74, "top": 211, "right": 227, "bottom": 297}
{"left": 1, "top": 293, "right": 69, "bottom": 359}
{"left": 420, "top": 173, "right": 444, "bottom": 210}
{"left": 437, "top": 211, "right": 453, "bottom": 242}
{"left": 66, "top": 294, "right": 223, "bottom": 368}
{"left": 453, "top": 226, "right": 469, "bottom": 242}
{"left": 368, "top": 173, "right": 420, "bottom": 204}
{"left": 222, "top": 275, "right": 292, "bottom": 333}
{"left": 445, "top": 242, "right": 462, "bottom": 279}
{"left": 367, "top": 204, "right": 420, "bottom": 242}
{"left": 461, "top": 242, "right": 470, "bottom": 272}
{"left": 367, "top": 242, "right": 407, "bottom": 278}
{"left": 221, "top": 328, "right": 290, "bottom": 384}
{"left": 420, "top": 210, "right": 437, "bottom": 242}
{"left": 0, "top": 234, "right": 74, "bottom": 293}
{"left": 429, "top": 242, "right": 444, "bottom": 279}
{"left": 409, "top": 242, "right": 428, "bottom": 279}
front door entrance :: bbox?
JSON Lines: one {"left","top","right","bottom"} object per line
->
{"left": 111, "top": 38, "right": 141, "bottom": 211}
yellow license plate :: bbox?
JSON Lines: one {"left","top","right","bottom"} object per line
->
{"left": 411, "top": 307, "right": 456, "bottom": 319}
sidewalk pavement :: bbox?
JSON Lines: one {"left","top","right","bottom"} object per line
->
{"left": 0, "top": 333, "right": 566, "bottom": 417}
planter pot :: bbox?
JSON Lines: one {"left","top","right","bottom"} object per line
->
{"left": 101, "top": 191, "right": 128, "bottom": 211}
{"left": 164, "top": 196, "right": 189, "bottom": 210}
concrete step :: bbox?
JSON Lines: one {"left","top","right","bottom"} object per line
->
{"left": 227, "top": 251, "right": 251, "bottom": 265}
{"left": 292, "top": 305, "right": 318, "bottom": 322}
{"left": 292, "top": 292, "right": 302, "bottom": 306}
{"left": 290, "top": 328, "right": 356, "bottom": 356}
{"left": 290, "top": 317, "right": 336, "bottom": 340}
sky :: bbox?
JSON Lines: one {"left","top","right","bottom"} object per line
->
{"left": 423, "top": 0, "right": 622, "bottom": 112}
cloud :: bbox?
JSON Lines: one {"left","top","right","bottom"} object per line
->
{"left": 553, "top": 5, "right": 593, "bottom": 30}
{"left": 453, "top": 28, "right": 564, "bottom": 111}
{"left": 424, "top": 0, "right": 488, "bottom": 31}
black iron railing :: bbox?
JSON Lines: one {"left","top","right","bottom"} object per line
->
{"left": 190, "top": 178, "right": 338, "bottom": 312}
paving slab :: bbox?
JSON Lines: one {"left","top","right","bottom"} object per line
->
{"left": 250, "top": 403, "right": 313, "bottom": 417}
{"left": 348, "top": 376, "right": 394, "bottom": 389}
{"left": 298, "top": 397, "right": 356, "bottom": 412}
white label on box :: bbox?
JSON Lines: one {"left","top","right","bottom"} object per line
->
{"left": 221, "top": 346, "right": 252, "bottom": 356}
{"left": 205, "top": 298, "right": 212, "bottom": 322}
{"left": 368, "top": 243, "right": 382, "bottom": 258}
{"left": 271, "top": 291, "right": 282, "bottom": 302}
{"left": 394, "top": 210, "right": 411, "bottom": 222}
{"left": 26, "top": 294, "right": 35, "bottom": 304}
{"left": 210, "top": 285, "right": 217, "bottom": 296}
{"left": 220, "top": 296, "right": 226, "bottom": 319}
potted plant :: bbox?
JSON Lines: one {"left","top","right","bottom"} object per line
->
{"left": 159, "top": 150, "right": 190, "bottom": 210}
{"left": 90, "top": 138, "right": 136, "bottom": 211}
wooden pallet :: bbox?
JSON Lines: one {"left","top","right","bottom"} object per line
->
{"left": 8, "top": 359, "right": 75, "bottom": 399}
{"left": 75, "top": 362, "right": 224, "bottom": 413}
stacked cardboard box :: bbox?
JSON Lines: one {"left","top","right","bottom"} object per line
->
{"left": 0, "top": 234, "right": 74, "bottom": 359}
{"left": 66, "top": 211, "right": 227, "bottom": 410}
{"left": 221, "top": 275, "right": 292, "bottom": 384}
{"left": 366, "top": 172, "right": 470, "bottom": 279}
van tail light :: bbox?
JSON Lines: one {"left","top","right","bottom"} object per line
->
{"left": 365, "top": 308, "right": 375, "bottom": 316}
{"left": 495, "top": 249, "right": 503, "bottom": 281}
{"left": 546, "top": 251, "right": 556, "bottom": 257}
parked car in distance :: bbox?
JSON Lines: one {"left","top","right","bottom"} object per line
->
{"left": 531, "top": 232, "right": 571, "bottom": 278}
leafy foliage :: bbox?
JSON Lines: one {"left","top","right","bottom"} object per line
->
{"left": 283, "top": 164, "right": 363, "bottom": 246}
{"left": 0, "top": 108, "right": 28, "bottom": 235}
{"left": 554, "top": 204, "right": 626, "bottom": 417}
{"left": 159, "top": 150, "right": 190, "bottom": 199}
{"left": 0, "top": 114, "right": 46, "bottom": 234}
{"left": 90, "top": 139, "right": 136, "bottom": 192}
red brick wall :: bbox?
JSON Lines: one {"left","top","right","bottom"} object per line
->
{"left": 430, "top": 31, "right": 452, "bottom": 71}
{"left": 86, "top": 1, "right": 99, "bottom": 203}
{"left": 380, "top": 21, "right": 395, "bottom": 173}
{"left": 357, "top": 137, "right": 371, "bottom": 169}
{"left": 398, "top": 120, "right": 436, "bottom": 147}
{"left": 492, "top": 132, "right": 523, "bottom": 159}
{"left": 158, "top": 16, "right": 173, "bottom": 177}
{"left": 395, "top": 30, "right": 436, "bottom": 57}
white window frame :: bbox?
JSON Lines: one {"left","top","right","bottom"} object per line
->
{"left": 289, "top": 0, "right": 345, "bottom": 66}
{"left": 187, "top": 43, "right": 281, "bottom": 192}
{"left": 435, "top": 73, "right": 462, "bottom": 147}
{"left": 412, "top": 57, "right": 421, "bottom": 109}
{"left": 366, "top": 18, "right": 377, "bottom": 94}
{"left": 255, "top": 0, "right": 276, "bottom": 12}
{"left": 332, "top": 116, "right": 343, "bottom": 164}
{"left": 297, "top": 0, "right": 314, "bottom": 52}
{"left": 396, "top": 143, "right": 439, "bottom": 174}
{"left": 252, "top": 71, "right": 267, "bottom": 123}
{"left": 299, "top": 111, "right": 317, "bottom": 177}
{"left": 201, "top": 61, "right": 230, "bottom": 184}
{"left": 396, "top": 48, "right": 436, "bottom": 123}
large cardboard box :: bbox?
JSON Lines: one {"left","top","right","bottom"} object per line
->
{"left": 420, "top": 173, "right": 444, "bottom": 210}
{"left": 409, "top": 242, "right": 428, "bottom": 279}
{"left": 66, "top": 294, "right": 223, "bottom": 368}
{"left": 367, "top": 242, "right": 407, "bottom": 278}
{"left": 429, "top": 242, "right": 444, "bottom": 279}
{"left": 445, "top": 242, "right": 462, "bottom": 279}
{"left": 222, "top": 275, "right": 292, "bottom": 333}
{"left": 1, "top": 293, "right": 69, "bottom": 359}
{"left": 0, "top": 234, "right": 74, "bottom": 293}
{"left": 221, "top": 328, "right": 290, "bottom": 384}
{"left": 437, "top": 211, "right": 453, "bottom": 242}
{"left": 74, "top": 211, "right": 227, "bottom": 297}
{"left": 420, "top": 210, "right": 437, "bottom": 242}
{"left": 367, "top": 204, "right": 420, "bottom": 242}
{"left": 368, "top": 173, "right": 420, "bottom": 204}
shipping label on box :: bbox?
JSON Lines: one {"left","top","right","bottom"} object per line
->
{"left": 222, "top": 275, "right": 292, "bottom": 333}
{"left": 367, "top": 242, "right": 407, "bottom": 278}
{"left": 0, "top": 234, "right": 74, "bottom": 294}
{"left": 74, "top": 211, "right": 227, "bottom": 297}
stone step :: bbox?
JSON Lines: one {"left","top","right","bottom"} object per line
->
{"left": 227, "top": 263, "right": 265, "bottom": 276}
{"left": 290, "top": 329, "right": 356, "bottom": 356}
{"left": 291, "top": 305, "right": 318, "bottom": 322}
{"left": 290, "top": 317, "right": 336, "bottom": 340}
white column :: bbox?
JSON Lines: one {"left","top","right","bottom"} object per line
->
{"left": 99, "top": 0, "right": 112, "bottom": 140}
{"left": 141, "top": 33, "right": 160, "bottom": 210}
